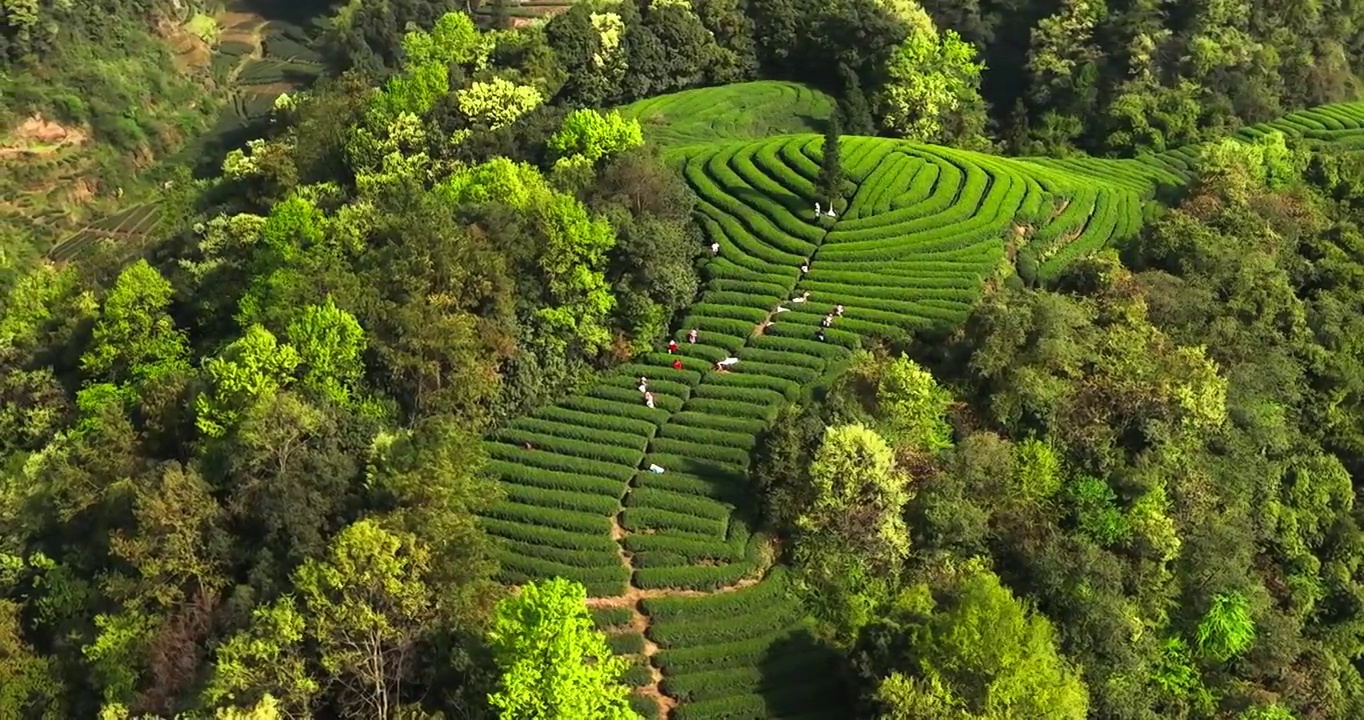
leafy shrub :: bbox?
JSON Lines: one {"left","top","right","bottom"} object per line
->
{"left": 646, "top": 599, "right": 805, "bottom": 647}
{"left": 632, "top": 470, "right": 744, "bottom": 504}
{"left": 648, "top": 437, "right": 752, "bottom": 467}
{"left": 668, "top": 411, "right": 769, "bottom": 436}
{"left": 561, "top": 396, "right": 670, "bottom": 426}
{"left": 624, "top": 534, "right": 745, "bottom": 563}
{"left": 533, "top": 407, "right": 658, "bottom": 438}
{"left": 499, "top": 538, "right": 624, "bottom": 568}
{"left": 480, "top": 517, "right": 621, "bottom": 553}
{"left": 622, "top": 507, "right": 727, "bottom": 538}
{"left": 609, "top": 632, "right": 647, "bottom": 655}
{"left": 495, "top": 551, "right": 629, "bottom": 596}
{"left": 592, "top": 607, "right": 634, "bottom": 628}
{"left": 627, "top": 487, "right": 733, "bottom": 521}
{"left": 681, "top": 398, "right": 778, "bottom": 422}
{"left": 589, "top": 385, "right": 685, "bottom": 412}
{"left": 658, "top": 424, "right": 757, "bottom": 451}
{"left": 653, "top": 621, "right": 813, "bottom": 674}
{"left": 644, "top": 568, "right": 791, "bottom": 620}
{"left": 508, "top": 417, "right": 650, "bottom": 450}
{"left": 500, "top": 483, "right": 621, "bottom": 515}
{"left": 482, "top": 501, "right": 615, "bottom": 534}
{"left": 491, "top": 430, "right": 645, "bottom": 465}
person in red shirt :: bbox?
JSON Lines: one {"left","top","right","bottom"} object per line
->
{"left": 672, "top": 359, "right": 683, "bottom": 370}
{"left": 668, "top": 339, "right": 678, "bottom": 353}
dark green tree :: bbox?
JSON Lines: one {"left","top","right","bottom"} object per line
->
{"left": 839, "top": 63, "right": 875, "bottom": 135}
{"left": 819, "top": 109, "right": 846, "bottom": 208}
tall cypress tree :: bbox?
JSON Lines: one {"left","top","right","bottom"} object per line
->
{"left": 839, "top": 64, "right": 875, "bottom": 135}
{"left": 819, "top": 109, "right": 845, "bottom": 208}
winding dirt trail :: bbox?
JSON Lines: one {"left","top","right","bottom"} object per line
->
{"left": 587, "top": 496, "right": 771, "bottom": 718}
{"left": 588, "top": 198, "right": 838, "bottom": 720}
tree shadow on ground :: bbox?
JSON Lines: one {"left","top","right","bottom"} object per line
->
{"left": 760, "top": 626, "right": 853, "bottom": 718}
{"left": 796, "top": 113, "right": 830, "bottom": 135}
{"left": 233, "top": 0, "right": 334, "bottom": 26}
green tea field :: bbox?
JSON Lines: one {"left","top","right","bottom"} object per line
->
{"left": 473, "top": 82, "right": 1364, "bottom": 718}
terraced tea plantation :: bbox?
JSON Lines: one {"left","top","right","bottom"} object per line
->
{"left": 473, "top": 111, "right": 1187, "bottom": 718}
{"left": 47, "top": 202, "right": 164, "bottom": 262}
{"left": 618, "top": 82, "right": 835, "bottom": 153}
{"left": 472, "top": 85, "right": 1364, "bottom": 719}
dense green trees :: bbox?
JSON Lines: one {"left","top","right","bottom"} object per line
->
{"left": 0, "top": 11, "right": 712, "bottom": 716}
{"left": 869, "top": 569, "right": 1089, "bottom": 720}
{"left": 12, "top": 1, "right": 1364, "bottom": 718}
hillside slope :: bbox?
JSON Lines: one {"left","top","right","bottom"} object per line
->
{"left": 2, "top": 5, "right": 325, "bottom": 267}
{"left": 478, "top": 85, "right": 1364, "bottom": 719}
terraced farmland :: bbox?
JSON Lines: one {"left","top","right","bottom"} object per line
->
{"left": 474, "top": 122, "right": 1181, "bottom": 717}
{"left": 618, "top": 82, "right": 836, "bottom": 153}
{"left": 221, "top": 19, "right": 324, "bottom": 127}
{"left": 472, "top": 0, "right": 574, "bottom": 25}
{"left": 477, "top": 94, "right": 1364, "bottom": 718}
{"left": 48, "top": 202, "right": 164, "bottom": 262}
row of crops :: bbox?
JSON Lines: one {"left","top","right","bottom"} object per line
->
{"left": 48, "top": 202, "right": 163, "bottom": 261}
{"left": 617, "top": 82, "right": 836, "bottom": 153}
{"left": 1023, "top": 102, "right": 1364, "bottom": 194}
{"left": 223, "top": 21, "right": 323, "bottom": 127}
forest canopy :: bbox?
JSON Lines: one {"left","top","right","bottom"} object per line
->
{"left": 6, "top": 0, "right": 1364, "bottom": 719}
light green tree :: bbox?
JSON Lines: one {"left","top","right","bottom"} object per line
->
{"left": 213, "top": 694, "right": 285, "bottom": 720}
{"left": 876, "top": 1, "right": 985, "bottom": 142}
{"left": 0, "top": 262, "right": 96, "bottom": 351}
{"left": 106, "top": 463, "right": 227, "bottom": 609}
{"left": 0, "top": 598, "right": 63, "bottom": 717}
{"left": 547, "top": 109, "right": 644, "bottom": 166}
{"left": 287, "top": 298, "right": 366, "bottom": 406}
{"left": 438, "top": 159, "right": 617, "bottom": 353}
{"left": 794, "top": 423, "right": 912, "bottom": 643}
{"left": 80, "top": 260, "right": 190, "bottom": 386}
{"left": 876, "top": 354, "right": 954, "bottom": 452}
{"left": 293, "top": 520, "right": 437, "bottom": 719}
{"left": 1236, "top": 704, "right": 1297, "bottom": 720}
{"left": 487, "top": 577, "right": 633, "bottom": 719}
{"left": 259, "top": 194, "right": 327, "bottom": 267}
{"left": 375, "top": 12, "right": 492, "bottom": 119}
{"left": 1195, "top": 131, "right": 1305, "bottom": 201}
{"left": 456, "top": 78, "right": 544, "bottom": 131}
{"left": 202, "top": 597, "right": 317, "bottom": 715}
{"left": 365, "top": 418, "right": 500, "bottom": 624}
{"left": 798, "top": 423, "right": 911, "bottom": 563}
{"left": 876, "top": 570, "right": 1089, "bottom": 719}
{"left": 1196, "top": 591, "right": 1256, "bottom": 662}
{"left": 83, "top": 610, "right": 156, "bottom": 708}
{"left": 401, "top": 11, "right": 490, "bottom": 69}
{"left": 196, "top": 325, "right": 301, "bottom": 437}
{"left": 1011, "top": 437, "right": 1063, "bottom": 502}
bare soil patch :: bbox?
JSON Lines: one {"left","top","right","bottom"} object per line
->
{"left": 159, "top": 18, "right": 213, "bottom": 72}
{"left": 0, "top": 115, "right": 88, "bottom": 159}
